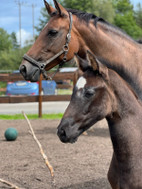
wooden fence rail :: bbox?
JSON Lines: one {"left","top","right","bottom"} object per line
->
{"left": 0, "top": 70, "right": 79, "bottom": 117}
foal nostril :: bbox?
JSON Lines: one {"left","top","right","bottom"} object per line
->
{"left": 19, "top": 65, "right": 27, "bottom": 78}
{"left": 61, "top": 128, "right": 66, "bottom": 136}
{"left": 58, "top": 128, "right": 66, "bottom": 137}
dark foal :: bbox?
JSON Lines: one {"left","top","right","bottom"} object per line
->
{"left": 57, "top": 51, "right": 142, "bottom": 189}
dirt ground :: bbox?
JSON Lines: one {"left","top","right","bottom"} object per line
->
{"left": 0, "top": 118, "right": 112, "bottom": 189}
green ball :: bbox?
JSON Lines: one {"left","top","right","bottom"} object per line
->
{"left": 4, "top": 128, "right": 18, "bottom": 141}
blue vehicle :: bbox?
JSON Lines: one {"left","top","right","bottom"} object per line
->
{"left": 6, "top": 80, "right": 57, "bottom": 96}
{"left": 42, "top": 80, "right": 56, "bottom": 95}
{"left": 6, "top": 81, "right": 39, "bottom": 96}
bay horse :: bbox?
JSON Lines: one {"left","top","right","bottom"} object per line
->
{"left": 57, "top": 51, "right": 142, "bottom": 189}
{"left": 19, "top": 0, "right": 142, "bottom": 100}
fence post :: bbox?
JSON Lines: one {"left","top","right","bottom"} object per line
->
{"left": 73, "top": 70, "right": 78, "bottom": 87}
{"left": 38, "top": 74, "right": 42, "bottom": 118}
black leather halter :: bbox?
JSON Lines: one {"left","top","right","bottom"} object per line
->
{"left": 23, "top": 12, "right": 73, "bottom": 80}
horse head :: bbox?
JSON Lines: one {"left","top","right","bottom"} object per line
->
{"left": 19, "top": 0, "right": 79, "bottom": 81}
{"left": 57, "top": 51, "right": 114, "bottom": 143}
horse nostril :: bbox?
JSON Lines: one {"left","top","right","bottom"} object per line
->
{"left": 19, "top": 65, "right": 27, "bottom": 77}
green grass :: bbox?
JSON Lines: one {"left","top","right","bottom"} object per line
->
{"left": 0, "top": 113, "right": 63, "bottom": 120}
{"left": 57, "top": 89, "right": 72, "bottom": 95}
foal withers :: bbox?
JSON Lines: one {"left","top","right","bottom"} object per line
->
{"left": 57, "top": 51, "right": 142, "bottom": 189}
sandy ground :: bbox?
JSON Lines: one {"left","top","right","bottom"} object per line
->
{"left": 0, "top": 119, "right": 112, "bottom": 189}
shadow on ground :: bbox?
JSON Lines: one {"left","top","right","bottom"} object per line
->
{"left": 60, "top": 177, "right": 111, "bottom": 189}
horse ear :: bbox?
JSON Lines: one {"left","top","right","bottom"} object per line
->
{"left": 86, "top": 50, "right": 109, "bottom": 80}
{"left": 44, "top": 0, "right": 56, "bottom": 15}
{"left": 53, "top": 0, "right": 68, "bottom": 16}
{"left": 74, "top": 54, "right": 89, "bottom": 72}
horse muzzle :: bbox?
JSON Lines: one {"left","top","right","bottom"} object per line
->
{"left": 57, "top": 118, "right": 82, "bottom": 143}
{"left": 19, "top": 59, "right": 40, "bottom": 82}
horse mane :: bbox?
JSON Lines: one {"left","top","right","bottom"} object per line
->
{"left": 66, "top": 9, "right": 138, "bottom": 44}
{"left": 137, "top": 40, "right": 142, "bottom": 44}
{"left": 66, "top": 8, "right": 106, "bottom": 27}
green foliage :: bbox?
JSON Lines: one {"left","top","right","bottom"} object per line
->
{"left": 114, "top": 11, "right": 142, "bottom": 39}
{"left": 63, "top": 0, "right": 115, "bottom": 23}
{"left": 135, "top": 3, "right": 142, "bottom": 28}
{"left": 0, "top": 114, "right": 63, "bottom": 120}
{"left": 113, "top": 0, "right": 142, "bottom": 39}
{"left": 0, "top": 28, "right": 12, "bottom": 51}
{"left": 0, "top": 27, "right": 32, "bottom": 71}
{"left": 10, "top": 32, "right": 19, "bottom": 49}
{"left": 114, "top": 0, "right": 133, "bottom": 14}
{"left": 63, "top": 0, "right": 94, "bottom": 12}
{"left": 35, "top": 8, "right": 49, "bottom": 34}
{"left": 0, "top": 46, "right": 31, "bottom": 70}
{"left": 93, "top": 0, "right": 115, "bottom": 23}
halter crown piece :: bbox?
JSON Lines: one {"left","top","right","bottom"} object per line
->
{"left": 23, "top": 12, "right": 73, "bottom": 80}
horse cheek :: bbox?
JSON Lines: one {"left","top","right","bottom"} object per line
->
{"left": 68, "top": 36, "right": 79, "bottom": 59}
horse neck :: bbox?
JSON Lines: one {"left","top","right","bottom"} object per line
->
{"left": 106, "top": 70, "right": 142, "bottom": 164}
{"left": 74, "top": 19, "right": 142, "bottom": 100}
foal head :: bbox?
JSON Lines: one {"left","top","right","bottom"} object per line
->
{"left": 57, "top": 51, "right": 115, "bottom": 143}
{"left": 19, "top": 0, "right": 79, "bottom": 81}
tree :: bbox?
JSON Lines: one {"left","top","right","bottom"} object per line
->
{"left": 0, "top": 45, "right": 31, "bottom": 70}
{"left": 10, "top": 32, "right": 19, "bottom": 49}
{"left": 35, "top": 8, "right": 49, "bottom": 34}
{"left": 135, "top": 3, "right": 142, "bottom": 28}
{"left": 114, "top": 12, "right": 142, "bottom": 38}
{"left": 113, "top": 0, "right": 142, "bottom": 39}
{"left": 0, "top": 28, "right": 12, "bottom": 51}
{"left": 63, "top": 0, "right": 94, "bottom": 12}
{"left": 92, "top": 0, "right": 115, "bottom": 23}
{"left": 113, "top": 0, "right": 133, "bottom": 13}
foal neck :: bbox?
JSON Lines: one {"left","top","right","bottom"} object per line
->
{"left": 106, "top": 70, "right": 142, "bottom": 163}
{"left": 108, "top": 69, "right": 141, "bottom": 119}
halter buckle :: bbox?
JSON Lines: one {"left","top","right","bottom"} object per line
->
{"left": 63, "top": 45, "right": 69, "bottom": 52}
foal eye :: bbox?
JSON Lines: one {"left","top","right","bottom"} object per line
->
{"left": 48, "top": 30, "right": 58, "bottom": 37}
{"left": 84, "top": 89, "right": 95, "bottom": 98}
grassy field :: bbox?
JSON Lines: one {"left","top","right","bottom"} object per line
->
{"left": 0, "top": 114, "right": 63, "bottom": 120}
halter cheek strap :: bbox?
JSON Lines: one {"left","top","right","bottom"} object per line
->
{"left": 23, "top": 12, "right": 73, "bottom": 80}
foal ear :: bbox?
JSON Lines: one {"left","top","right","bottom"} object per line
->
{"left": 86, "top": 50, "right": 109, "bottom": 80}
{"left": 86, "top": 50, "right": 98, "bottom": 71}
{"left": 74, "top": 54, "right": 89, "bottom": 72}
{"left": 44, "top": 0, "right": 56, "bottom": 15}
{"left": 53, "top": 0, "right": 68, "bottom": 16}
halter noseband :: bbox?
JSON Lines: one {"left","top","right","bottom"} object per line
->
{"left": 23, "top": 12, "right": 73, "bottom": 80}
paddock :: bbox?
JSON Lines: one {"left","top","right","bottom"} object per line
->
{"left": 0, "top": 119, "right": 112, "bottom": 189}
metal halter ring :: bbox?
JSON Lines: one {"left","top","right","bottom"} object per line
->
{"left": 63, "top": 45, "right": 69, "bottom": 52}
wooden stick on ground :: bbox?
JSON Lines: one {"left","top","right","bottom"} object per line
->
{"left": 22, "top": 112, "right": 54, "bottom": 179}
{"left": 0, "top": 178, "right": 21, "bottom": 189}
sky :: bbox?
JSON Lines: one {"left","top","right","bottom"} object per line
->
{"left": 0, "top": 0, "right": 141, "bottom": 47}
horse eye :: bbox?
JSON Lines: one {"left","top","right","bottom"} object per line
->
{"left": 48, "top": 30, "right": 58, "bottom": 36}
{"left": 84, "top": 89, "right": 95, "bottom": 98}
